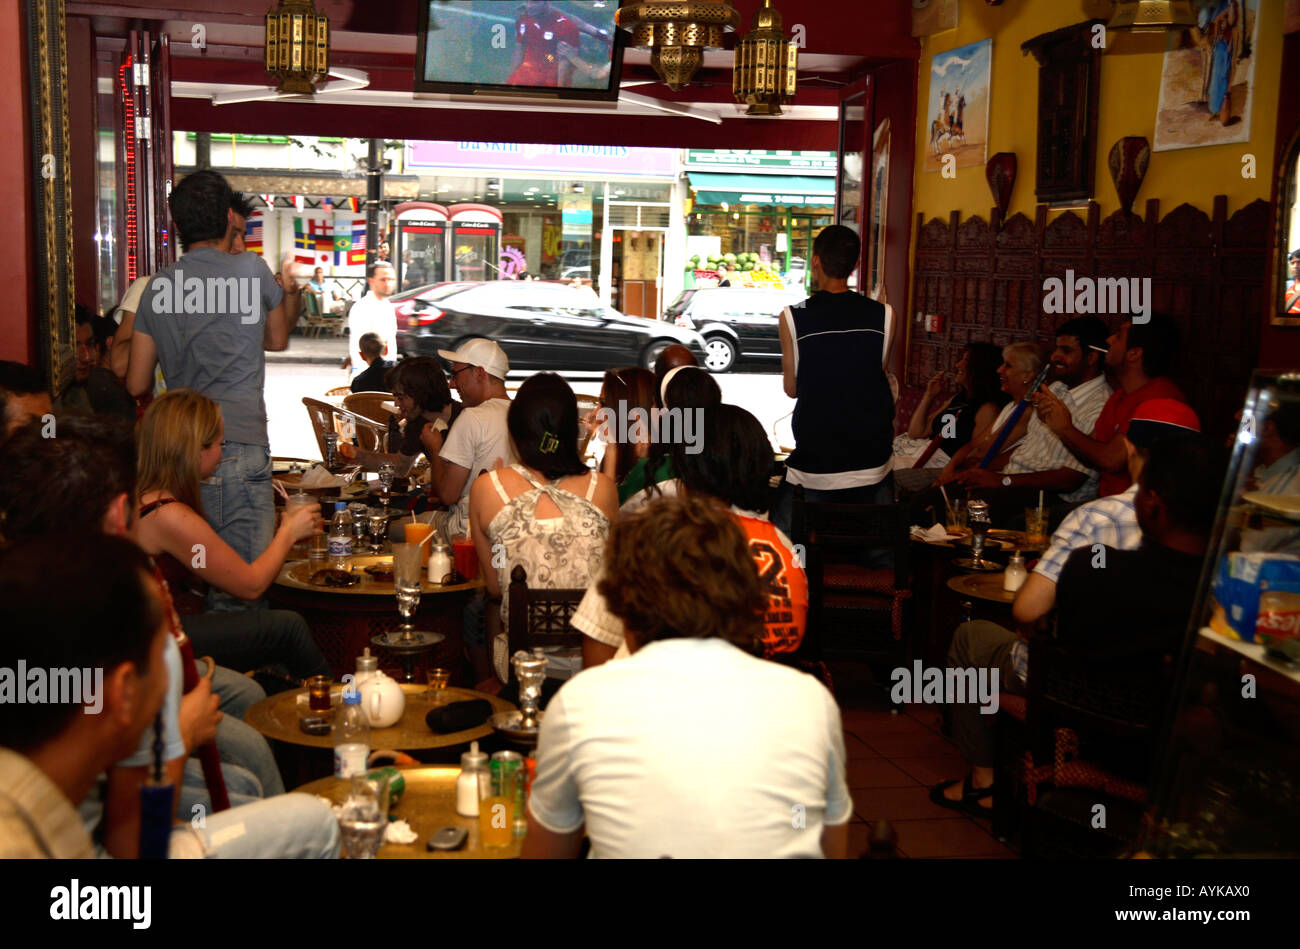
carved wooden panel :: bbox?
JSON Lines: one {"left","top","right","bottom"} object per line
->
{"left": 1022, "top": 21, "right": 1104, "bottom": 205}
{"left": 908, "top": 197, "right": 1270, "bottom": 444}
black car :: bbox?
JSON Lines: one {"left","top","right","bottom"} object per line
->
{"left": 393, "top": 281, "right": 709, "bottom": 371}
{"left": 662, "top": 287, "right": 808, "bottom": 372}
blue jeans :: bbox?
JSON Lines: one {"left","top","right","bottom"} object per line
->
{"left": 197, "top": 660, "right": 285, "bottom": 798}
{"left": 184, "top": 611, "right": 330, "bottom": 681}
{"left": 172, "top": 794, "right": 340, "bottom": 858}
{"left": 201, "top": 441, "right": 275, "bottom": 612}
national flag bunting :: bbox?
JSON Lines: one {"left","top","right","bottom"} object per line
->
{"left": 244, "top": 215, "right": 263, "bottom": 255}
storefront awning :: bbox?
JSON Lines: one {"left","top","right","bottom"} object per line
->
{"left": 687, "top": 172, "right": 836, "bottom": 208}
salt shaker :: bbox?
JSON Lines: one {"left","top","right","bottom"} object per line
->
{"left": 455, "top": 741, "right": 489, "bottom": 817}
{"left": 428, "top": 543, "right": 454, "bottom": 585}
{"left": 1002, "top": 551, "right": 1027, "bottom": 593}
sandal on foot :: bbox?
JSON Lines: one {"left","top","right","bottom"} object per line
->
{"left": 928, "top": 774, "right": 993, "bottom": 814}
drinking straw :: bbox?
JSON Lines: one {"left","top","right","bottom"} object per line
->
{"left": 1037, "top": 490, "right": 1044, "bottom": 516}
{"left": 272, "top": 480, "right": 290, "bottom": 502}
{"left": 939, "top": 484, "right": 952, "bottom": 514}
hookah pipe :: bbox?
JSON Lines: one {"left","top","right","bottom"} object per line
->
{"left": 139, "top": 713, "right": 174, "bottom": 859}
{"left": 976, "top": 362, "right": 1053, "bottom": 469}
{"left": 152, "top": 563, "right": 231, "bottom": 814}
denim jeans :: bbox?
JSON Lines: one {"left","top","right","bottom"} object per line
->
{"left": 185, "top": 611, "right": 330, "bottom": 681}
{"left": 201, "top": 441, "right": 275, "bottom": 612}
{"left": 197, "top": 660, "right": 285, "bottom": 798}
{"left": 204, "top": 660, "right": 266, "bottom": 719}
{"left": 170, "top": 794, "right": 340, "bottom": 858}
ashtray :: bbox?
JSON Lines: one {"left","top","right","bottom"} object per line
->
{"left": 298, "top": 714, "right": 331, "bottom": 736}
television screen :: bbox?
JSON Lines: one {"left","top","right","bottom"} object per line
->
{"left": 415, "top": 1, "right": 624, "bottom": 101}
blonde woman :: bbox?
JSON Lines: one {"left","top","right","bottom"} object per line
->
{"left": 133, "top": 389, "right": 330, "bottom": 681}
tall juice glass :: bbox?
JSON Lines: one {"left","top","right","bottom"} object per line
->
{"left": 404, "top": 521, "right": 435, "bottom": 566}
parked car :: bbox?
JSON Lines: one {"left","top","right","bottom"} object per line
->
{"left": 393, "top": 281, "right": 709, "bottom": 372}
{"left": 662, "top": 287, "right": 807, "bottom": 372}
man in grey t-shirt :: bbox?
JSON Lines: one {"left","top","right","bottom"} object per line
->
{"left": 127, "top": 171, "right": 300, "bottom": 610}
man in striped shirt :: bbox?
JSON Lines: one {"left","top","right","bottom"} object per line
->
{"left": 932, "top": 420, "right": 1214, "bottom": 815}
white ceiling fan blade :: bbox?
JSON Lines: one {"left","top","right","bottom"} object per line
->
{"left": 210, "top": 67, "right": 369, "bottom": 106}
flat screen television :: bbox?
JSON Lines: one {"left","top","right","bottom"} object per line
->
{"left": 415, "top": 1, "right": 624, "bottom": 101}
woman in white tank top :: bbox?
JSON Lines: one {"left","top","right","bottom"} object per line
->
{"left": 468, "top": 373, "right": 619, "bottom": 682}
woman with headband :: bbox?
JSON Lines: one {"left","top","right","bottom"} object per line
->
{"left": 618, "top": 365, "right": 722, "bottom": 513}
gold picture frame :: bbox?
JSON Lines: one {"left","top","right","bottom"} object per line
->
{"left": 28, "top": 0, "right": 76, "bottom": 393}
{"left": 1273, "top": 124, "right": 1300, "bottom": 327}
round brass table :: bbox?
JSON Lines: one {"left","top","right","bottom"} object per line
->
{"left": 245, "top": 683, "right": 515, "bottom": 752}
{"left": 296, "top": 766, "right": 521, "bottom": 859}
{"left": 947, "top": 572, "right": 1018, "bottom": 605}
{"left": 270, "top": 555, "right": 483, "bottom": 678}
{"left": 917, "top": 528, "right": 1047, "bottom": 554}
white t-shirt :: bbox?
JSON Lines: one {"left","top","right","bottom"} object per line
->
{"left": 439, "top": 397, "right": 516, "bottom": 533}
{"left": 346, "top": 294, "right": 398, "bottom": 376}
{"left": 527, "top": 637, "right": 853, "bottom": 858}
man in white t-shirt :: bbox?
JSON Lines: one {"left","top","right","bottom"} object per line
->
{"left": 428, "top": 338, "right": 518, "bottom": 539}
{"left": 523, "top": 494, "right": 852, "bottom": 859}
{"left": 344, "top": 262, "right": 398, "bottom": 378}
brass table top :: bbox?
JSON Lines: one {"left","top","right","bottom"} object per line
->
{"left": 297, "top": 766, "right": 522, "bottom": 859}
{"left": 245, "top": 683, "right": 515, "bottom": 751}
{"left": 275, "top": 554, "right": 483, "bottom": 597}
{"left": 947, "top": 571, "right": 1019, "bottom": 605}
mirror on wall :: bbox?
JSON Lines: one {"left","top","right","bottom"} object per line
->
{"left": 1276, "top": 130, "right": 1300, "bottom": 326}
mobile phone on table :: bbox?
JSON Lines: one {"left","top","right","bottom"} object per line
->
{"left": 427, "top": 826, "right": 468, "bottom": 851}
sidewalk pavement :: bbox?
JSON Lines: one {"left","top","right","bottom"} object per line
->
{"left": 266, "top": 334, "right": 348, "bottom": 365}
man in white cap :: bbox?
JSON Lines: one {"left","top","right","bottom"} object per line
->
{"left": 429, "top": 338, "right": 518, "bottom": 539}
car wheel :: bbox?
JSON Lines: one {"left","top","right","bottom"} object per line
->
{"left": 641, "top": 340, "right": 672, "bottom": 371}
{"left": 703, "top": 336, "right": 737, "bottom": 373}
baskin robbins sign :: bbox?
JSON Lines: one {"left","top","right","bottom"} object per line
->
{"left": 406, "top": 141, "right": 679, "bottom": 178}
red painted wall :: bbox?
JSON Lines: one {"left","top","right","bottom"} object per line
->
{"left": 0, "top": 2, "right": 34, "bottom": 365}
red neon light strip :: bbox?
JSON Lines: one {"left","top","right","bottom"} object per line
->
{"left": 120, "top": 57, "right": 138, "bottom": 284}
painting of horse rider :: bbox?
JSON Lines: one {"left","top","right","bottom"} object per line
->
{"left": 923, "top": 39, "right": 991, "bottom": 173}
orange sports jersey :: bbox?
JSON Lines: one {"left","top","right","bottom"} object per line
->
{"left": 733, "top": 512, "right": 808, "bottom": 657}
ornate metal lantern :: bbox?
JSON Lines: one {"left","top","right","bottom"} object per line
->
{"left": 733, "top": 0, "right": 797, "bottom": 116}
{"left": 615, "top": 1, "right": 741, "bottom": 92}
{"left": 1105, "top": 0, "right": 1197, "bottom": 33}
{"left": 265, "top": 0, "right": 330, "bottom": 95}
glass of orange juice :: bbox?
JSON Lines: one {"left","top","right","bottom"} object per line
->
{"left": 479, "top": 796, "right": 513, "bottom": 848}
{"left": 404, "top": 521, "right": 435, "bottom": 565}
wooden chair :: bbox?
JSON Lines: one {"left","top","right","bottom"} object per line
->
{"left": 324, "top": 385, "right": 351, "bottom": 397}
{"left": 301, "top": 397, "right": 390, "bottom": 458}
{"left": 1015, "top": 640, "right": 1173, "bottom": 857}
{"left": 505, "top": 564, "right": 585, "bottom": 685}
{"left": 790, "top": 487, "right": 913, "bottom": 674}
{"left": 344, "top": 391, "right": 395, "bottom": 427}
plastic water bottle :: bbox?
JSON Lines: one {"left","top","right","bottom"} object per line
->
{"left": 333, "top": 689, "right": 370, "bottom": 779}
{"left": 328, "top": 501, "right": 353, "bottom": 571}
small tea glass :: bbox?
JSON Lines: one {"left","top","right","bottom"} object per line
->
{"left": 426, "top": 667, "right": 451, "bottom": 701}
{"left": 338, "top": 774, "right": 389, "bottom": 859}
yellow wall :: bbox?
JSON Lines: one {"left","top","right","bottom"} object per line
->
{"left": 910, "top": 0, "right": 1284, "bottom": 226}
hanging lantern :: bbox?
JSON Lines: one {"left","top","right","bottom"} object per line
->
{"left": 615, "top": 1, "right": 741, "bottom": 92}
{"left": 265, "top": 0, "right": 330, "bottom": 95}
{"left": 1105, "top": 0, "right": 1197, "bottom": 34}
{"left": 733, "top": 0, "right": 797, "bottom": 116}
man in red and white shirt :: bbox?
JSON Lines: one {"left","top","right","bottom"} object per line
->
{"left": 508, "top": 1, "right": 608, "bottom": 87}
{"left": 1035, "top": 313, "right": 1188, "bottom": 496}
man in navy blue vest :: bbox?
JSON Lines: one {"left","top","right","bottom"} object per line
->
{"left": 772, "top": 225, "right": 895, "bottom": 540}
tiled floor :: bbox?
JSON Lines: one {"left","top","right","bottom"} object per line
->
{"left": 832, "top": 665, "right": 1016, "bottom": 859}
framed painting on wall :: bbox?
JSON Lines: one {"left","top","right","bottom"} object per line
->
{"left": 1154, "top": 0, "right": 1261, "bottom": 152}
{"left": 923, "top": 39, "right": 991, "bottom": 173}
{"left": 867, "top": 119, "right": 890, "bottom": 302}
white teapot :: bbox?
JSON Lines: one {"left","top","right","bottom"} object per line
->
{"left": 352, "top": 648, "right": 405, "bottom": 728}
